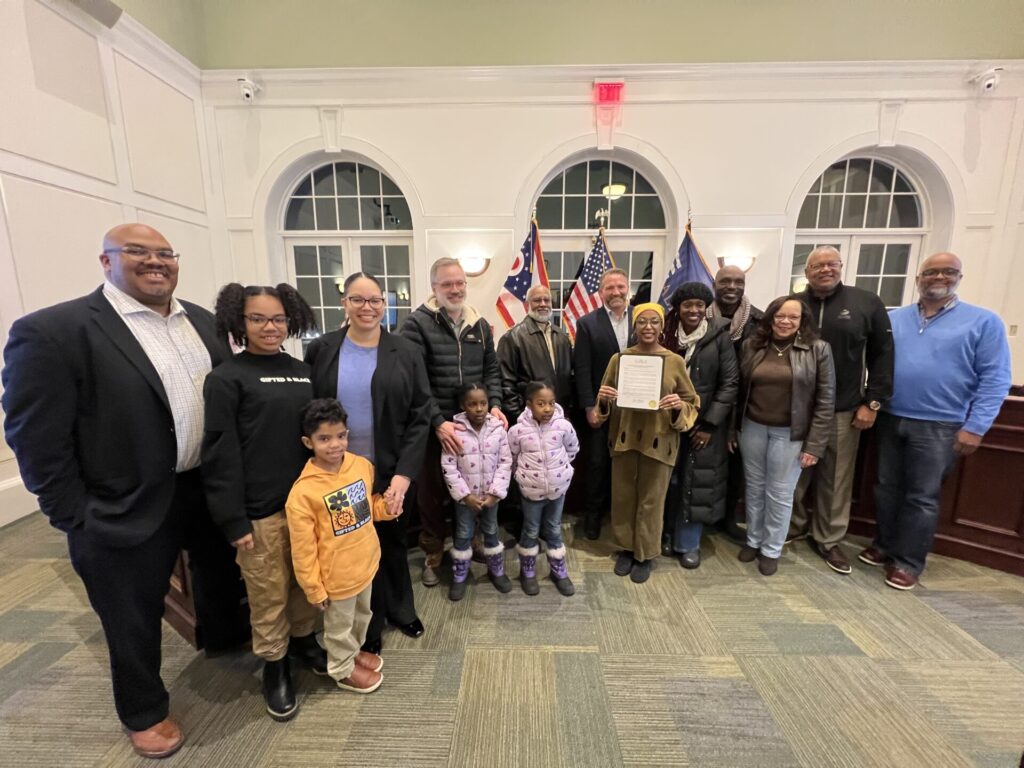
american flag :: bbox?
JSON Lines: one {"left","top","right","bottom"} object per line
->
{"left": 496, "top": 220, "right": 549, "bottom": 328}
{"left": 563, "top": 229, "right": 615, "bottom": 343}
{"left": 657, "top": 221, "right": 713, "bottom": 309}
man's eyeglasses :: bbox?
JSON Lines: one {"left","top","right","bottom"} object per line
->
{"left": 344, "top": 296, "right": 386, "bottom": 309}
{"left": 244, "top": 314, "right": 289, "bottom": 327}
{"left": 634, "top": 317, "right": 663, "bottom": 328}
{"left": 435, "top": 280, "right": 467, "bottom": 291}
{"left": 807, "top": 261, "right": 842, "bottom": 273}
{"left": 104, "top": 246, "right": 180, "bottom": 263}
{"left": 920, "top": 268, "right": 961, "bottom": 278}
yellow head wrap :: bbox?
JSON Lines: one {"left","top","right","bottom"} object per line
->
{"left": 631, "top": 302, "right": 665, "bottom": 324}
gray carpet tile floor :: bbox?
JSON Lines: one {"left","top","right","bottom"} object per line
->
{"left": 0, "top": 512, "right": 1022, "bottom": 767}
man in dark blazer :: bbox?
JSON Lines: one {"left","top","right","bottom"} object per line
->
{"left": 573, "top": 268, "right": 633, "bottom": 539}
{"left": 2, "top": 223, "right": 233, "bottom": 759}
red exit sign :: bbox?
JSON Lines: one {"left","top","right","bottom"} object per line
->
{"left": 594, "top": 81, "right": 624, "bottom": 104}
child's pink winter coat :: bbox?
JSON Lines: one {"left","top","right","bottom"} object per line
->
{"left": 441, "top": 413, "right": 512, "bottom": 502}
{"left": 507, "top": 404, "right": 579, "bottom": 501}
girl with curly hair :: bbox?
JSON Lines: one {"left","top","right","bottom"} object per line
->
{"left": 200, "top": 283, "right": 323, "bottom": 721}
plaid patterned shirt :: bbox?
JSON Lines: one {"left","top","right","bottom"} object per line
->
{"left": 102, "top": 281, "right": 212, "bottom": 471}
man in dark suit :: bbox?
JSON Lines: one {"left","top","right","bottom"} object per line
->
{"left": 2, "top": 224, "right": 233, "bottom": 759}
{"left": 573, "top": 268, "right": 632, "bottom": 539}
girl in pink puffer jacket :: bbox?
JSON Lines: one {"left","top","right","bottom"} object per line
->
{"left": 507, "top": 382, "right": 580, "bottom": 598}
{"left": 441, "top": 383, "right": 513, "bottom": 601}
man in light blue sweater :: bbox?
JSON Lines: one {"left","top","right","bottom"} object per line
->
{"left": 857, "top": 252, "right": 1012, "bottom": 590}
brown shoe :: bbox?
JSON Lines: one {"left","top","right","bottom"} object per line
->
{"left": 355, "top": 650, "right": 383, "bottom": 673}
{"left": 858, "top": 546, "right": 888, "bottom": 567}
{"left": 738, "top": 545, "right": 759, "bottom": 563}
{"left": 127, "top": 717, "right": 184, "bottom": 759}
{"left": 812, "top": 541, "right": 852, "bottom": 574}
{"left": 758, "top": 555, "right": 779, "bottom": 576}
{"left": 337, "top": 664, "right": 383, "bottom": 694}
{"left": 884, "top": 565, "right": 918, "bottom": 591}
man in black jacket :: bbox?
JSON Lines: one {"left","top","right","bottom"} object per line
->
{"left": 497, "top": 284, "right": 574, "bottom": 423}
{"left": 792, "top": 246, "right": 894, "bottom": 574}
{"left": 573, "top": 268, "right": 632, "bottom": 539}
{"left": 1, "top": 224, "right": 236, "bottom": 759}
{"left": 709, "top": 265, "right": 763, "bottom": 540}
{"left": 400, "top": 257, "right": 505, "bottom": 586}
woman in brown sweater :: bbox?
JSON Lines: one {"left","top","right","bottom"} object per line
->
{"left": 733, "top": 297, "right": 835, "bottom": 576}
{"left": 596, "top": 303, "right": 700, "bottom": 583}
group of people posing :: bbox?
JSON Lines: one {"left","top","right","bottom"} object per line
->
{"left": 1, "top": 224, "right": 1012, "bottom": 759}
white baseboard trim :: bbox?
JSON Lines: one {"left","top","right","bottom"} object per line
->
{"left": 0, "top": 475, "right": 40, "bottom": 528}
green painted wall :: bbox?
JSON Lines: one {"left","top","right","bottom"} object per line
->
{"left": 118, "top": 0, "right": 1024, "bottom": 69}
{"left": 116, "top": 0, "right": 204, "bottom": 65}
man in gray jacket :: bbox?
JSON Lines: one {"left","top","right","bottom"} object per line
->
{"left": 401, "top": 257, "right": 505, "bottom": 586}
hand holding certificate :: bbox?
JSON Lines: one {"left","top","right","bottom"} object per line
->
{"left": 615, "top": 354, "right": 665, "bottom": 411}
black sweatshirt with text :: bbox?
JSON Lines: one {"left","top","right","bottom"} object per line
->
{"left": 201, "top": 351, "right": 313, "bottom": 543}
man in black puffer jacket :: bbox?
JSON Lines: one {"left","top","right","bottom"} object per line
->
{"left": 400, "top": 257, "right": 505, "bottom": 586}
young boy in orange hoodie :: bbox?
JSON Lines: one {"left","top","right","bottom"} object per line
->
{"left": 286, "top": 398, "right": 401, "bottom": 693}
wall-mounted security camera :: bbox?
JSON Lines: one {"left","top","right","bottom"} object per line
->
{"left": 237, "top": 77, "right": 260, "bottom": 104}
{"left": 967, "top": 67, "right": 1004, "bottom": 94}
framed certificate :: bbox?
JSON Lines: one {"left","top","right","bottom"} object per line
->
{"left": 615, "top": 354, "right": 664, "bottom": 410}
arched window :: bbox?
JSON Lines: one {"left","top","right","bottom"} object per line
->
{"left": 534, "top": 159, "right": 667, "bottom": 325}
{"left": 791, "top": 158, "right": 925, "bottom": 307}
{"left": 283, "top": 161, "right": 413, "bottom": 334}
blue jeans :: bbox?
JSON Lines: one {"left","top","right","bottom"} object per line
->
{"left": 453, "top": 502, "right": 500, "bottom": 552}
{"left": 519, "top": 496, "right": 566, "bottom": 550}
{"left": 673, "top": 521, "right": 703, "bottom": 553}
{"left": 873, "top": 412, "right": 959, "bottom": 575}
{"left": 739, "top": 418, "right": 804, "bottom": 559}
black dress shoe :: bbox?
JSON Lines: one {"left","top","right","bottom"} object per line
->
{"left": 395, "top": 618, "right": 424, "bottom": 638}
{"left": 583, "top": 518, "right": 601, "bottom": 540}
{"left": 361, "top": 636, "right": 382, "bottom": 655}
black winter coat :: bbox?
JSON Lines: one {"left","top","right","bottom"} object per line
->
{"left": 496, "top": 317, "right": 574, "bottom": 424}
{"left": 399, "top": 300, "right": 502, "bottom": 428}
{"left": 667, "top": 318, "right": 740, "bottom": 525}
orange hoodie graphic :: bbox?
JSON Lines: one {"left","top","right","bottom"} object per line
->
{"left": 286, "top": 453, "right": 390, "bottom": 604}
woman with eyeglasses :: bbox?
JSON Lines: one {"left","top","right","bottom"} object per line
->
{"left": 733, "top": 297, "right": 835, "bottom": 576}
{"left": 304, "top": 272, "right": 432, "bottom": 655}
{"left": 201, "top": 283, "right": 325, "bottom": 721}
{"left": 595, "top": 303, "right": 700, "bottom": 584}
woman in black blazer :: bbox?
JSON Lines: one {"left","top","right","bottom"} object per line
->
{"left": 304, "top": 272, "right": 433, "bottom": 653}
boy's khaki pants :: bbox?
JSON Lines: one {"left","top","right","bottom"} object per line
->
{"left": 324, "top": 583, "right": 373, "bottom": 681}
{"left": 235, "top": 511, "right": 320, "bottom": 661}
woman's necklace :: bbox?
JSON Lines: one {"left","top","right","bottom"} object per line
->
{"left": 770, "top": 340, "right": 793, "bottom": 357}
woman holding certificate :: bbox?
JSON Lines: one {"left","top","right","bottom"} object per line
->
{"left": 733, "top": 297, "right": 835, "bottom": 576}
{"left": 595, "top": 302, "right": 700, "bottom": 584}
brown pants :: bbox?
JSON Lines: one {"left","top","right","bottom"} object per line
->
{"left": 791, "top": 410, "right": 862, "bottom": 547}
{"left": 235, "top": 511, "right": 320, "bottom": 661}
{"left": 610, "top": 451, "right": 674, "bottom": 562}
{"left": 323, "top": 584, "right": 373, "bottom": 681}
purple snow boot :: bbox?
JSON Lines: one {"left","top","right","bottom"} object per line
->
{"left": 517, "top": 544, "right": 540, "bottom": 596}
{"left": 484, "top": 543, "right": 512, "bottom": 593}
{"left": 546, "top": 546, "right": 575, "bottom": 597}
{"left": 448, "top": 548, "right": 472, "bottom": 602}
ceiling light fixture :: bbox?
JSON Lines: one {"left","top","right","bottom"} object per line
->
{"left": 602, "top": 184, "right": 627, "bottom": 201}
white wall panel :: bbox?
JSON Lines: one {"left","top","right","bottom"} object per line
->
{"left": 0, "top": 0, "right": 116, "bottom": 182}
{"left": 215, "top": 107, "right": 320, "bottom": 218}
{"left": 227, "top": 230, "right": 259, "bottom": 284}
{"left": 1, "top": 175, "right": 123, "bottom": 312}
{"left": 115, "top": 53, "right": 206, "bottom": 211}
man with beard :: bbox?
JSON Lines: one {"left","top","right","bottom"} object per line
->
{"left": 497, "top": 284, "right": 573, "bottom": 424}
{"left": 859, "top": 252, "right": 1010, "bottom": 590}
{"left": 573, "top": 268, "right": 632, "bottom": 540}
{"left": 709, "top": 265, "right": 763, "bottom": 540}
{"left": 791, "top": 245, "right": 893, "bottom": 575}
{"left": 401, "top": 257, "right": 505, "bottom": 587}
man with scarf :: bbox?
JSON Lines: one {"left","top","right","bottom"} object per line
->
{"left": 709, "top": 265, "right": 763, "bottom": 540}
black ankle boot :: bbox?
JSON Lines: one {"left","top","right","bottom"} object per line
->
{"left": 262, "top": 657, "right": 298, "bottom": 721}
{"left": 287, "top": 633, "right": 328, "bottom": 676}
